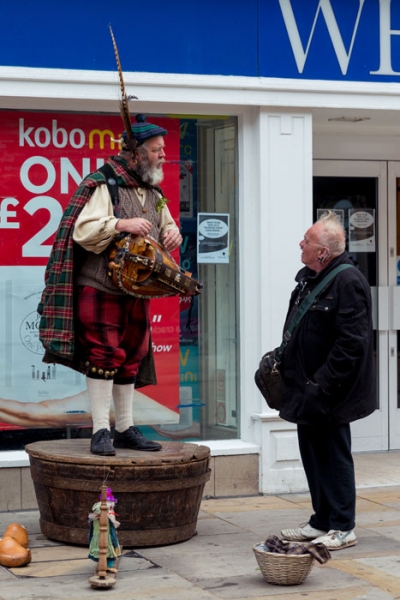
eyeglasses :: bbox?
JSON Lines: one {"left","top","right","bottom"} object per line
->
{"left": 302, "top": 236, "right": 323, "bottom": 247}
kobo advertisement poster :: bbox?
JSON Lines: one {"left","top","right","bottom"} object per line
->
{"left": 0, "top": 111, "right": 181, "bottom": 431}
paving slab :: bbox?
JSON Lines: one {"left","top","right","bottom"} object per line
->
{"left": 331, "top": 557, "right": 400, "bottom": 598}
{"left": 357, "top": 487, "right": 400, "bottom": 504}
{"left": 275, "top": 492, "right": 313, "bottom": 507}
{"left": 201, "top": 496, "right": 296, "bottom": 511}
{"left": 245, "top": 586, "right": 397, "bottom": 600}
{"left": 0, "top": 568, "right": 220, "bottom": 600}
{"left": 354, "top": 509, "right": 400, "bottom": 526}
{"left": 195, "top": 517, "right": 249, "bottom": 536}
{"left": 142, "top": 531, "right": 260, "bottom": 579}
{"left": 9, "top": 557, "right": 94, "bottom": 579}
{"left": 0, "top": 565, "right": 17, "bottom": 582}
{"left": 206, "top": 508, "right": 310, "bottom": 537}
{"left": 28, "top": 534, "right": 64, "bottom": 548}
{"left": 356, "top": 554, "right": 400, "bottom": 578}
{"left": 7, "top": 552, "right": 154, "bottom": 578}
{"left": 26, "top": 545, "right": 88, "bottom": 562}
{"left": 363, "top": 523, "right": 400, "bottom": 543}
{"left": 189, "top": 562, "right": 368, "bottom": 599}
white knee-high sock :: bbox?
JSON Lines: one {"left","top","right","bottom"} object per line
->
{"left": 86, "top": 377, "right": 114, "bottom": 434}
{"left": 113, "top": 383, "right": 135, "bottom": 433}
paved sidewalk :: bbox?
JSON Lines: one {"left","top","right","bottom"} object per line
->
{"left": 1, "top": 484, "right": 400, "bottom": 599}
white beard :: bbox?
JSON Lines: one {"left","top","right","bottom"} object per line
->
{"left": 137, "top": 161, "right": 164, "bottom": 186}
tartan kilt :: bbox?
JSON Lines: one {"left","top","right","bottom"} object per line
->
{"left": 76, "top": 285, "right": 150, "bottom": 384}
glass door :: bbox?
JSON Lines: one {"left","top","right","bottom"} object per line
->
{"left": 313, "top": 160, "right": 389, "bottom": 452}
{"left": 197, "top": 119, "right": 239, "bottom": 439}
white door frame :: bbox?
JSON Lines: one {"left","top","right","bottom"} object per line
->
{"left": 313, "top": 159, "right": 390, "bottom": 452}
{"left": 388, "top": 162, "right": 400, "bottom": 449}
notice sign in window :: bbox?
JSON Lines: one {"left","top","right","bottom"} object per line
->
{"left": 197, "top": 213, "right": 230, "bottom": 264}
{"left": 348, "top": 208, "right": 376, "bottom": 253}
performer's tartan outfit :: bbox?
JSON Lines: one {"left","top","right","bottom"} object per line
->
{"left": 37, "top": 155, "right": 156, "bottom": 387}
{"left": 38, "top": 112, "right": 173, "bottom": 455}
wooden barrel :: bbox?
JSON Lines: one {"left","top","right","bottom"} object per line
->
{"left": 25, "top": 440, "right": 211, "bottom": 547}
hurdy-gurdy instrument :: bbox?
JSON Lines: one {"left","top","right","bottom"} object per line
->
{"left": 108, "top": 235, "right": 203, "bottom": 299}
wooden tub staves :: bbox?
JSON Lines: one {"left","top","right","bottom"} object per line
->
{"left": 25, "top": 440, "right": 211, "bottom": 547}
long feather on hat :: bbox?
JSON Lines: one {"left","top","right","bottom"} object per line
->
{"left": 109, "top": 24, "right": 137, "bottom": 154}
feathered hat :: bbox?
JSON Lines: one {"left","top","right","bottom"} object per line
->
{"left": 109, "top": 26, "right": 167, "bottom": 152}
{"left": 122, "top": 114, "right": 167, "bottom": 147}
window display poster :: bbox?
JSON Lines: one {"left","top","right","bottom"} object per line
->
{"left": 179, "top": 119, "right": 197, "bottom": 220}
{"left": 0, "top": 111, "right": 181, "bottom": 430}
{"left": 180, "top": 161, "right": 194, "bottom": 218}
{"left": 197, "top": 213, "right": 230, "bottom": 264}
{"left": 348, "top": 208, "right": 376, "bottom": 252}
{"left": 317, "top": 208, "right": 344, "bottom": 226}
{"left": 179, "top": 227, "right": 200, "bottom": 345}
{"left": 179, "top": 119, "right": 200, "bottom": 345}
{"left": 398, "top": 257, "right": 400, "bottom": 285}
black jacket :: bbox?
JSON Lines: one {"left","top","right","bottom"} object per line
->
{"left": 279, "top": 252, "right": 377, "bottom": 425}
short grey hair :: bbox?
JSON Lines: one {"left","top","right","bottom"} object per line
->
{"left": 317, "top": 210, "right": 346, "bottom": 255}
{"left": 135, "top": 141, "right": 150, "bottom": 158}
{"left": 119, "top": 139, "right": 150, "bottom": 161}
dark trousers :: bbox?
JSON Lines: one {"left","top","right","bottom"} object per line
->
{"left": 297, "top": 422, "right": 356, "bottom": 532}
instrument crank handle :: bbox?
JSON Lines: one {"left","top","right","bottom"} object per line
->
{"left": 182, "top": 281, "right": 203, "bottom": 297}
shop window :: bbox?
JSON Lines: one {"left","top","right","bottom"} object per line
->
{"left": 0, "top": 111, "right": 239, "bottom": 449}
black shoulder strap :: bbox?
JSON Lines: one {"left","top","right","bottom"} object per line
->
{"left": 98, "top": 163, "right": 120, "bottom": 218}
{"left": 275, "top": 264, "right": 354, "bottom": 363}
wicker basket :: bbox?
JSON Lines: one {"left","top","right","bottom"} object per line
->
{"left": 253, "top": 544, "right": 314, "bottom": 586}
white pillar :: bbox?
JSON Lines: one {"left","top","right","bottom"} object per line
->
{"left": 240, "top": 109, "right": 313, "bottom": 494}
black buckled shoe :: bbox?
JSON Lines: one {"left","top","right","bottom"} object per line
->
{"left": 90, "top": 428, "right": 116, "bottom": 456}
{"left": 113, "top": 426, "right": 162, "bottom": 451}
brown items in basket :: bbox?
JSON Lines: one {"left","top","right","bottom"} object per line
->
{"left": 265, "top": 535, "right": 331, "bottom": 564}
{"left": 253, "top": 535, "right": 330, "bottom": 586}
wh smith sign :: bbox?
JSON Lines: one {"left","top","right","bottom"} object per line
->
{"left": 2, "top": 0, "right": 400, "bottom": 82}
{"left": 262, "top": 0, "right": 400, "bottom": 81}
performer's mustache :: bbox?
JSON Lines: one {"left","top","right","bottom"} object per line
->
{"left": 164, "top": 160, "right": 188, "bottom": 164}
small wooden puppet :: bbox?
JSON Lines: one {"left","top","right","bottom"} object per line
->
{"left": 88, "top": 487, "right": 121, "bottom": 573}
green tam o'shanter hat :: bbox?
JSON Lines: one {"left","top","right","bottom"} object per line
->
{"left": 122, "top": 114, "right": 167, "bottom": 147}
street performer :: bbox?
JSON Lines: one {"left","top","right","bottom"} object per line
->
{"left": 38, "top": 114, "right": 183, "bottom": 456}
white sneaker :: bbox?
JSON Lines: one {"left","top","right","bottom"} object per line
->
{"left": 281, "top": 522, "right": 328, "bottom": 542}
{"left": 311, "top": 529, "right": 357, "bottom": 550}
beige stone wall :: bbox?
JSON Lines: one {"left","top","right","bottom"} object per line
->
{"left": 203, "top": 454, "right": 259, "bottom": 498}
{"left": 0, "top": 467, "right": 38, "bottom": 511}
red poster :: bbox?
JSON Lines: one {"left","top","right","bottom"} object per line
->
{"left": 0, "top": 111, "right": 181, "bottom": 429}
